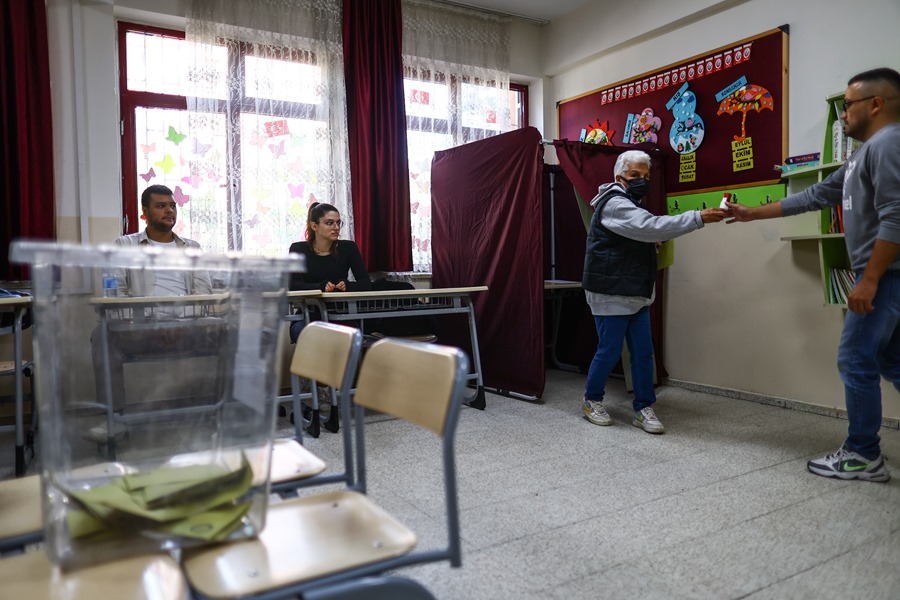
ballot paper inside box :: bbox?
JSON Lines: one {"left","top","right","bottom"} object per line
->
{"left": 10, "top": 241, "right": 303, "bottom": 569}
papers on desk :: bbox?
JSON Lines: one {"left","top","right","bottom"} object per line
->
{"left": 65, "top": 454, "right": 253, "bottom": 542}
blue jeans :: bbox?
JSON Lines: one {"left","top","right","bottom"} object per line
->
{"left": 584, "top": 306, "right": 656, "bottom": 411}
{"left": 837, "top": 270, "right": 900, "bottom": 459}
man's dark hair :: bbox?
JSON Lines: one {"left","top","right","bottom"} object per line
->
{"left": 141, "top": 184, "right": 174, "bottom": 209}
{"left": 848, "top": 67, "right": 900, "bottom": 94}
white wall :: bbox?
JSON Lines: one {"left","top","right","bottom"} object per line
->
{"left": 543, "top": 0, "right": 900, "bottom": 418}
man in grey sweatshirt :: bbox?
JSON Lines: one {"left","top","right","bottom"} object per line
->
{"left": 727, "top": 67, "right": 900, "bottom": 482}
{"left": 581, "top": 150, "right": 726, "bottom": 433}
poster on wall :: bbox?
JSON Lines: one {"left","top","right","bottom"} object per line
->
{"left": 557, "top": 27, "right": 788, "bottom": 195}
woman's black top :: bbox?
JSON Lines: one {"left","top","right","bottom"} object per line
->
{"left": 288, "top": 240, "right": 372, "bottom": 292}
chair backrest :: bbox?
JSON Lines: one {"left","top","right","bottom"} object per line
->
{"left": 291, "top": 321, "right": 361, "bottom": 391}
{"left": 352, "top": 338, "right": 469, "bottom": 568}
{"left": 353, "top": 339, "right": 465, "bottom": 436}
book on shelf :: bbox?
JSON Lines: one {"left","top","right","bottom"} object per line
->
{"left": 784, "top": 152, "right": 820, "bottom": 165}
{"left": 826, "top": 205, "right": 844, "bottom": 234}
{"left": 828, "top": 267, "right": 856, "bottom": 304}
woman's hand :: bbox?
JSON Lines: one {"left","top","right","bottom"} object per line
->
{"left": 324, "top": 281, "right": 347, "bottom": 292}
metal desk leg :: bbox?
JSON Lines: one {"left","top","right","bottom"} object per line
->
{"left": 98, "top": 312, "right": 118, "bottom": 460}
{"left": 14, "top": 307, "right": 25, "bottom": 477}
{"left": 464, "top": 299, "right": 486, "bottom": 410}
{"left": 547, "top": 293, "right": 580, "bottom": 373}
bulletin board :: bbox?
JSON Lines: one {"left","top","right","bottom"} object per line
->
{"left": 557, "top": 27, "right": 788, "bottom": 195}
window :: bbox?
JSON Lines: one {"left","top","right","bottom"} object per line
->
{"left": 119, "top": 22, "right": 337, "bottom": 256}
{"left": 404, "top": 72, "right": 527, "bottom": 271}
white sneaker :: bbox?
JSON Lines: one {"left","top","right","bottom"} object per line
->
{"left": 582, "top": 398, "right": 612, "bottom": 426}
{"left": 633, "top": 407, "right": 665, "bottom": 434}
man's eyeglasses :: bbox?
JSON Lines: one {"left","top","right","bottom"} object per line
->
{"left": 842, "top": 96, "right": 875, "bottom": 112}
{"left": 321, "top": 219, "right": 343, "bottom": 229}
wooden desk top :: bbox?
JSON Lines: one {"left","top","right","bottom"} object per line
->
{"left": 544, "top": 280, "right": 581, "bottom": 290}
{"left": 286, "top": 290, "right": 325, "bottom": 299}
{"left": 91, "top": 293, "right": 229, "bottom": 306}
{"left": 0, "top": 295, "right": 32, "bottom": 307}
{"left": 304, "top": 286, "right": 488, "bottom": 301}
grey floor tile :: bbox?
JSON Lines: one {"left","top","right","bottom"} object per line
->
{"left": 743, "top": 528, "right": 900, "bottom": 600}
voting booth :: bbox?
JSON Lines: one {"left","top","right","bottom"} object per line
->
{"left": 11, "top": 241, "right": 301, "bottom": 569}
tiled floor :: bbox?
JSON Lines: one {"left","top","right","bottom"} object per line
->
{"left": 3, "top": 369, "right": 899, "bottom": 599}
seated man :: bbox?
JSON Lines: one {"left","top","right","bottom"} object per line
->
{"left": 91, "top": 185, "right": 222, "bottom": 425}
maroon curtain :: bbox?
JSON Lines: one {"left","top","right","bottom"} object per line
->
{"left": 553, "top": 141, "right": 669, "bottom": 383}
{"left": 342, "top": 0, "right": 412, "bottom": 272}
{"left": 1, "top": 0, "right": 55, "bottom": 279}
{"left": 432, "top": 127, "right": 545, "bottom": 397}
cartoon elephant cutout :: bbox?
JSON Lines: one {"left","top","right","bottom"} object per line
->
{"left": 667, "top": 84, "right": 705, "bottom": 154}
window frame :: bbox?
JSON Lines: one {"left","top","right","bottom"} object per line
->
{"left": 118, "top": 22, "right": 188, "bottom": 235}
{"left": 118, "top": 22, "right": 325, "bottom": 251}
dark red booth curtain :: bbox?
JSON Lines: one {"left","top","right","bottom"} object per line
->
{"left": 432, "top": 127, "right": 545, "bottom": 397}
{"left": 553, "top": 141, "right": 669, "bottom": 383}
{"left": 1, "top": 0, "right": 55, "bottom": 279}
{"left": 342, "top": 0, "right": 411, "bottom": 272}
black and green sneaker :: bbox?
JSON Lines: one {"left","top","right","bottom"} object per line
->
{"left": 807, "top": 445, "right": 890, "bottom": 482}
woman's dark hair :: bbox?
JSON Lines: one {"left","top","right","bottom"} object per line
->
{"left": 306, "top": 202, "right": 340, "bottom": 256}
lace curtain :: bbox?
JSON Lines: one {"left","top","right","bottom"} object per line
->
{"left": 401, "top": 0, "right": 511, "bottom": 272}
{"left": 184, "top": 0, "right": 350, "bottom": 256}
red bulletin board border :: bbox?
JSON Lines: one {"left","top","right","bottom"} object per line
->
{"left": 557, "top": 27, "right": 788, "bottom": 195}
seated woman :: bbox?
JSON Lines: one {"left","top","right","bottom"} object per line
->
{"left": 288, "top": 202, "right": 371, "bottom": 343}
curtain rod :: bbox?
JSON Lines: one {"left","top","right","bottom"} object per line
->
{"left": 426, "top": 1, "right": 550, "bottom": 26}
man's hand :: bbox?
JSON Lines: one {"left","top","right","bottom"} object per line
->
{"left": 848, "top": 277, "right": 877, "bottom": 314}
{"left": 324, "top": 281, "right": 347, "bottom": 292}
{"left": 699, "top": 208, "right": 727, "bottom": 223}
{"left": 724, "top": 201, "right": 753, "bottom": 223}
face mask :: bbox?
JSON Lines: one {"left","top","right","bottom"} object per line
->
{"left": 623, "top": 177, "right": 650, "bottom": 199}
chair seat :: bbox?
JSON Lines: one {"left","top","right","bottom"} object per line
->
{"left": 0, "top": 550, "right": 187, "bottom": 600}
{"left": 182, "top": 490, "right": 417, "bottom": 599}
{"left": 269, "top": 438, "right": 326, "bottom": 484}
{"left": 0, "top": 475, "right": 42, "bottom": 551}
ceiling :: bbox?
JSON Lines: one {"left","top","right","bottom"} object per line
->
{"left": 436, "top": 0, "right": 594, "bottom": 24}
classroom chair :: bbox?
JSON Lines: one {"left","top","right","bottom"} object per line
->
{"left": 273, "top": 322, "right": 362, "bottom": 496}
{"left": 181, "top": 338, "right": 469, "bottom": 600}
{"left": 0, "top": 549, "right": 188, "bottom": 599}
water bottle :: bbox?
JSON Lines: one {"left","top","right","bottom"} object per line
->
{"left": 102, "top": 272, "right": 118, "bottom": 297}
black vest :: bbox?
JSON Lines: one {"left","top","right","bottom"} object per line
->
{"left": 582, "top": 194, "right": 657, "bottom": 298}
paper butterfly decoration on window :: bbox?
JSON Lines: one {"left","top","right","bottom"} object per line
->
{"left": 166, "top": 126, "right": 187, "bottom": 145}
{"left": 287, "top": 182, "right": 305, "bottom": 199}
{"left": 268, "top": 140, "right": 286, "bottom": 159}
{"left": 191, "top": 138, "right": 212, "bottom": 156}
{"left": 140, "top": 143, "right": 156, "bottom": 156}
{"left": 140, "top": 168, "right": 156, "bottom": 182}
{"left": 153, "top": 154, "right": 176, "bottom": 174}
{"left": 249, "top": 130, "right": 268, "bottom": 148}
{"left": 173, "top": 186, "right": 191, "bottom": 207}
{"left": 181, "top": 173, "right": 202, "bottom": 187}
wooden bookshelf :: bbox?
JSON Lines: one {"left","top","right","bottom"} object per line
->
{"left": 781, "top": 91, "right": 851, "bottom": 308}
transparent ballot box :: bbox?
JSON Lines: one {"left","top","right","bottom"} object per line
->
{"left": 10, "top": 241, "right": 303, "bottom": 569}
